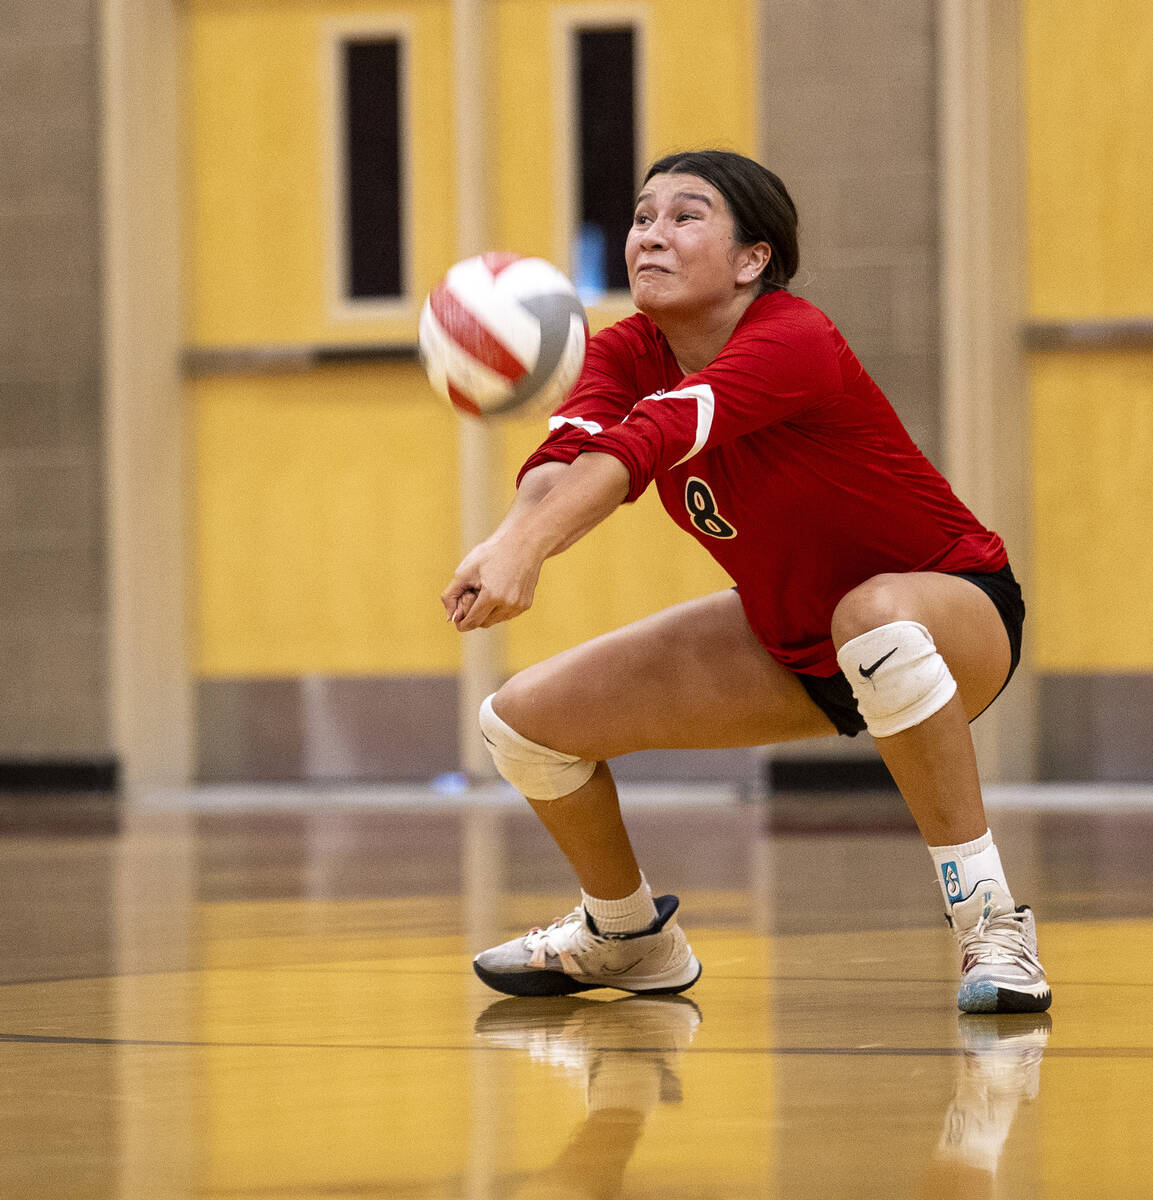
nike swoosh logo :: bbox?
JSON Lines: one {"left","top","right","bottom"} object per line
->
{"left": 600, "top": 957, "right": 647, "bottom": 975}
{"left": 858, "top": 647, "right": 898, "bottom": 679}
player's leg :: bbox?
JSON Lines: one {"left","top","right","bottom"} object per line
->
{"left": 830, "top": 571, "right": 1050, "bottom": 1014}
{"left": 472, "top": 588, "right": 834, "bottom": 997}
{"left": 498, "top": 587, "right": 833, "bottom": 759}
{"left": 830, "top": 571, "right": 1007, "bottom": 845}
{"left": 487, "top": 586, "right": 832, "bottom": 894}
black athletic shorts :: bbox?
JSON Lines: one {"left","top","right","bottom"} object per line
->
{"left": 796, "top": 563, "right": 1026, "bottom": 738}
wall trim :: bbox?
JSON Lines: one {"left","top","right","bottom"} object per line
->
{"left": 102, "top": 0, "right": 193, "bottom": 793}
{"left": 1023, "top": 319, "right": 1153, "bottom": 351}
{"left": 0, "top": 759, "right": 120, "bottom": 793}
{"left": 767, "top": 758, "right": 898, "bottom": 794}
{"left": 197, "top": 675, "right": 764, "bottom": 788}
{"left": 1038, "top": 674, "right": 1153, "bottom": 782}
{"left": 183, "top": 343, "right": 420, "bottom": 375}
{"left": 937, "top": 0, "right": 1035, "bottom": 782}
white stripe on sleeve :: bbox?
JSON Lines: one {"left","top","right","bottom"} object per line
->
{"left": 645, "top": 384, "right": 715, "bottom": 465}
{"left": 548, "top": 415, "right": 604, "bottom": 436}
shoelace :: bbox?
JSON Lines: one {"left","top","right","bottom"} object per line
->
{"left": 957, "top": 906, "right": 1036, "bottom": 967}
{"left": 523, "top": 907, "right": 599, "bottom": 974}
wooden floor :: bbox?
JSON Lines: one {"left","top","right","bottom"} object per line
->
{"left": 2, "top": 785, "right": 1152, "bottom": 1198}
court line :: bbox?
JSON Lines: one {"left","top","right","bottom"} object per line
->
{"left": 2, "top": 968, "right": 1148, "bottom": 988}
{"left": 1, "top": 1031, "right": 1150, "bottom": 1057}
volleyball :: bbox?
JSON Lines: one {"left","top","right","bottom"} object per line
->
{"left": 418, "top": 252, "right": 588, "bottom": 418}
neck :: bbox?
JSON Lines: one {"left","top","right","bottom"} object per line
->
{"left": 656, "top": 289, "right": 761, "bottom": 375}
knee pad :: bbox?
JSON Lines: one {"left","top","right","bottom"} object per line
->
{"left": 836, "top": 620, "right": 957, "bottom": 738}
{"left": 478, "top": 694, "right": 597, "bottom": 800}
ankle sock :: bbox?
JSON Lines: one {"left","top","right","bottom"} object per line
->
{"left": 582, "top": 874, "right": 658, "bottom": 935}
{"left": 928, "top": 829, "right": 1009, "bottom": 908}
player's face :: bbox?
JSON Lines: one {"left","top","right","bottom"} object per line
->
{"left": 626, "top": 173, "right": 766, "bottom": 320}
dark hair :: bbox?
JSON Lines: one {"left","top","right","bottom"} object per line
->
{"left": 642, "top": 149, "right": 799, "bottom": 293}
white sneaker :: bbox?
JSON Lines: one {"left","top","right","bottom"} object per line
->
{"left": 948, "top": 880, "right": 1052, "bottom": 1014}
{"left": 473, "top": 894, "right": 702, "bottom": 997}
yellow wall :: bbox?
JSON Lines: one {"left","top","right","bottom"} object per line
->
{"left": 189, "top": 0, "right": 752, "bottom": 679}
{"left": 1025, "top": 0, "right": 1153, "bottom": 670}
{"left": 1024, "top": 0, "right": 1153, "bottom": 320}
{"left": 646, "top": 0, "right": 757, "bottom": 159}
{"left": 192, "top": 363, "right": 729, "bottom": 676}
{"left": 193, "top": 363, "right": 464, "bottom": 676}
{"left": 186, "top": 0, "right": 457, "bottom": 347}
{"left": 1030, "top": 352, "right": 1153, "bottom": 671}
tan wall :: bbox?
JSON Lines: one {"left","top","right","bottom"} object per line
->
{"left": 760, "top": 0, "right": 942, "bottom": 460}
{"left": 0, "top": 0, "right": 109, "bottom": 761}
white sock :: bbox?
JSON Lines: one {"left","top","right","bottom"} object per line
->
{"left": 928, "top": 829, "right": 1009, "bottom": 908}
{"left": 582, "top": 874, "right": 658, "bottom": 935}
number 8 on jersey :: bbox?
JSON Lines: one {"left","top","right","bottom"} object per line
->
{"left": 685, "top": 478, "right": 736, "bottom": 539}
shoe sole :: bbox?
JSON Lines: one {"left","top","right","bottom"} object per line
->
{"left": 473, "top": 957, "right": 703, "bottom": 998}
{"left": 957, "top": 979, "right": 1053, "bottom": 1014}
{"left": 473, "top": 960, "right": 601, "bottom": 996}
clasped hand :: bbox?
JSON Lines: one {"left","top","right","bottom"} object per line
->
{"left": 441, "top": 535, "right": 544, "bottom": 631}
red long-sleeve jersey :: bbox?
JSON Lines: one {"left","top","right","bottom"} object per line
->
{"left": 518, "top": 290, "right": 1006, "bottom": 676}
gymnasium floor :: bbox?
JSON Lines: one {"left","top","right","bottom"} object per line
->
{"left": 2, "top": 781, "right": 1151, "bottom": 1199}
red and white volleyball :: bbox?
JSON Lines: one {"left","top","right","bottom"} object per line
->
{"left": 418, "top": 252, "right": 588, "bottom": 418}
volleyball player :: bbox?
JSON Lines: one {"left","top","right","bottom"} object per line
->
{"left": 442, "top": 149, "right": 1050, "bottom": 1015}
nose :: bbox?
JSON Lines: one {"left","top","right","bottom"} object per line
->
{"left": 639, "top": 218, "right": 668, "bottom": 249}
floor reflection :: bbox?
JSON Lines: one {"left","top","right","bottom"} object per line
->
{"left": 475, "top": 995, "right": 702, "bottom": 1199}
{"left": 466, "top": 992, "right": 1057, "bottom": 1200}
{"left": 923, "top": 1014, "right": 1052, "bottom": 1198}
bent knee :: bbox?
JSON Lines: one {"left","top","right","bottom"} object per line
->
{"left": 488, "top": 671, "right": 556, "bottom": 750}
{"left": 834, "top": 618, "right": 957, "bottom": 737}
{"left": 478, "top": 690, "right": 595, "bottom": 800}
{"left": 831, "top": 575, "right": 913, "bottom": 648}
{"left": 489, "top": 673, "right": 530, "bottom": 728}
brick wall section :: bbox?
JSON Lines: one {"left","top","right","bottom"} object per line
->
{"left": 760, "top": 0, "right": 941, "bottom": 460}
{"left": 0, "top": 0, "right": 109, "bottom": 758}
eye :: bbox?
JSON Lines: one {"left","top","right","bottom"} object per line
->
{"left": 633, "top": 211, "right": 652, "bottom": 226}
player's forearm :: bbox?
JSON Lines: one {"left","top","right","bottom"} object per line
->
{"left": 484, "top": 461, "right": 568, "bottom": 542}
{"left": 513, "top": 460, "right": 568, "bottom": 509}
{"left": 506, "top": 452, "right": 630, "bottom": 560}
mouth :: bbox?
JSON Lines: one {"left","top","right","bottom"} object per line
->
{"left": 635, "top": 264, "right": 671, "bottom": 275}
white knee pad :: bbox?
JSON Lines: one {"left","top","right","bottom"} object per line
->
{"left": 836, "top": 620, "right": 957, "bottom": 738}
{"left": 478, "top": 694, "right": 597, "bottom": 800}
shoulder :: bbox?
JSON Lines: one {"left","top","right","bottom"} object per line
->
{"left": 561, "top": 311, "right": 668, "bottom": 411}
{"left": 589, "top": 311, "right": 665, "bottom": 358}
{"left": 579, "top": 312, "right": 670, "bottom": 390}
{"left": 735, "top": 290, "right": 840, "bottom": 346}
{"left": 725, "top": 291, "right": 845, "bottom": 389}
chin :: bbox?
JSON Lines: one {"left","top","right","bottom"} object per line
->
{"left": 633, "top": 294, "right": 687, "bottom": 325}
{"left": 630, "top": 284, "right": 670, "bottom": 318}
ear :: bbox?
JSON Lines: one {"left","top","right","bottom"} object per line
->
{"left": 736, "top": 242, "right": 772, "bottom": 286}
